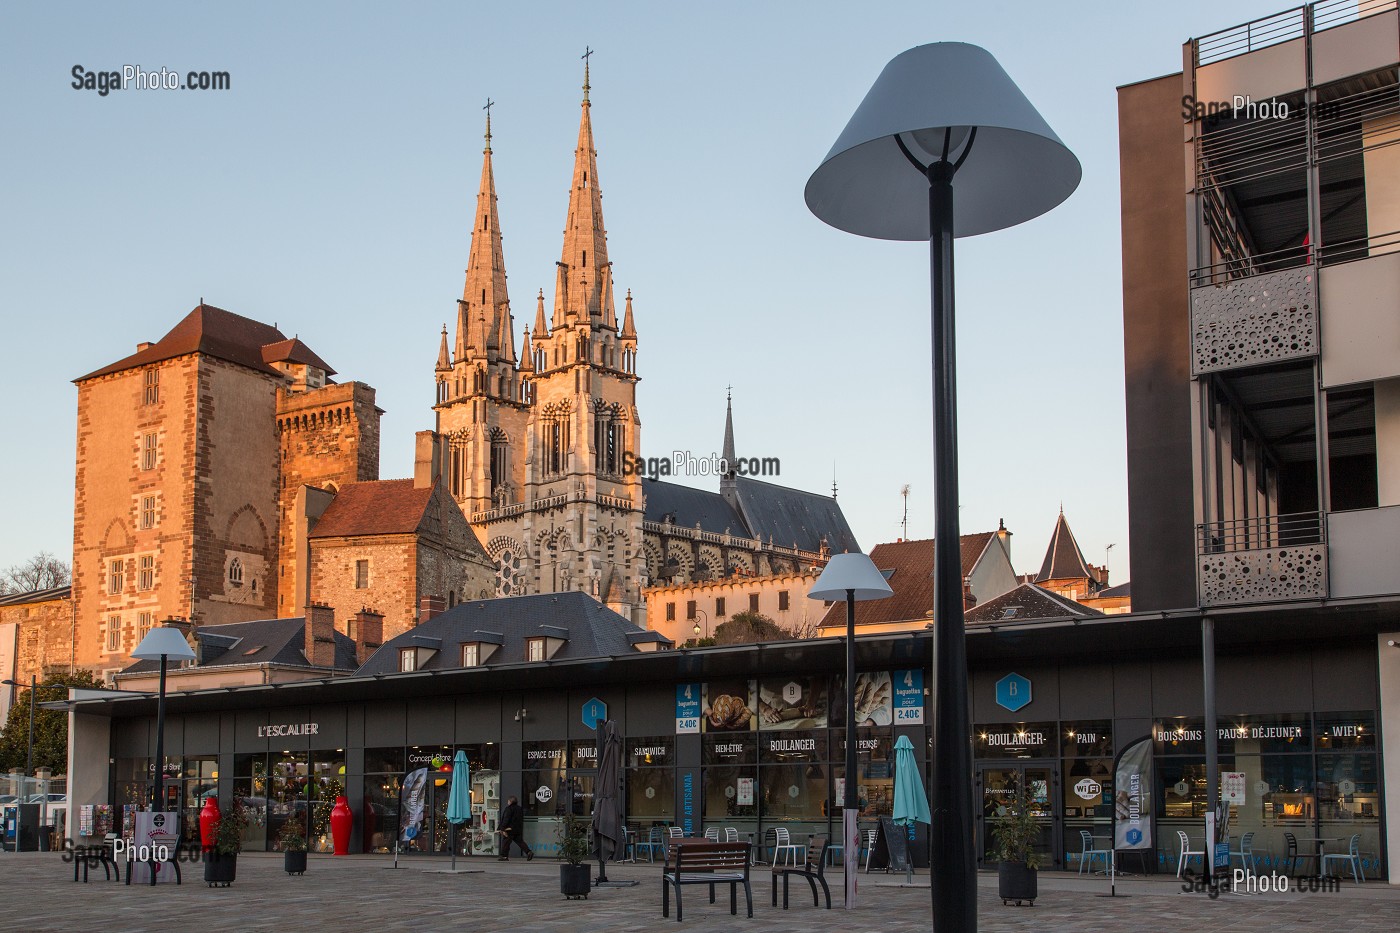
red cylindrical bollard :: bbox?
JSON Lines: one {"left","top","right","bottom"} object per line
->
{"left": 199, "top": 795, "right": 221, "bottom": 851}
{"left": 330, "top": 796, "right": 353, "bottom": 855}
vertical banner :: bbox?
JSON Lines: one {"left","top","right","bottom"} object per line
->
{"left": 1113, "top": 737, "right": 1153, "bottom": 851}
{"left": 675, "top": 684, "right": 701, "bottom": 734}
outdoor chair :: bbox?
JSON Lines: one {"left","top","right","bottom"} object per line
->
{"left": 704, "top": 827, "right": 720, "bottom": 842}
{"left": 1175, "top": 830, "right": 1205, "bottom": 878}
{"left": 634, "top": 827, "right": 664, "bottom": 863}
{"left": 1282, "top": 832, "right": 1320, "bottom": 878}
{"left": 772, "top": 827, "right": 803, "bottom": 866}
{"left": 772, "top": 835, "right": 831, "bottom": 909}
{"left": 1228, "top": 831, "right": 1259, "bottom": 877}
{"left": 667, "top": 826, "right": 684, "bottom": 838}
{"left": 1321, "top": 833, "right": 1365, "bottom": 883}
{"left": 724, "top": 827, "right": 740, "bottom": 843}
{"left": 861, "top": 829, "right": 877, "bottom": 872}
{"left": 73, "top": 834, "right": 122, "bottom": 883}
{"left": 1077, "top": 830, "right": 1110, "bottom": 876}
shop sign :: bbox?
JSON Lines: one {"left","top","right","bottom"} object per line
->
{"left": 1222, "top": 771, "right": 1246, "bottom": 805}
{"left": 675, "top": 684, "right": 701, "bottom": 734}
{"left": 582, "top": 697, "right": 607, "bottom": 729}
{"left": 257, "top": 722, "right": 319, "bottom": 738}
{"left": 892, "top": 669, "right": 924, "bottom": 724}
{"left": 995, "top": 673, "right": 1031, "bottom": 713}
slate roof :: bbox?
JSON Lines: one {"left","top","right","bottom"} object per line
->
{"left": 641, "top": 477, "right": 859, "bottom": 555}
{"left": 309, "top": 479, "right": 434, "bottom": 539}
{"left": 642, "top": 479, "right": 746, "bottom": 533}
{"left": 355, "top": 590, "right": 671, "bottom": 675}
{"left": 75, "top": 304, "right": 333, "bottom": 382}
{"left": 965, "top": 583, "right": 1104, "bottom": 625}
{"left": 260, "top": 337, "right": 336, "bottom": 375}
{"left": 733, "top": 477, "right": 860, "bottom": 555}
{"left": 0, "top": 585, "right": 71, "bottom": 606}
{"left": 119, "top": 617, "right": 358, "bottom": 675}
{"left": 816, "top": 534, "right": 998, "bottom": 628}
{"left": 1096, "top": 581, "right": 1131, "bottom": 599}
{"left": 1036, "top": 511, "right": 1095, "bottom": 582}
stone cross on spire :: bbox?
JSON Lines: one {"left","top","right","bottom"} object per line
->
{"left": 582, "top": 46, "right": 593, "bottom": 102}
{"left": 483, "top": 97, "right": 494, "bottom": 151}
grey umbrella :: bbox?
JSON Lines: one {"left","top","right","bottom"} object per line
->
{"left": 590, "top": 719, "right": 626, "bottom": 883}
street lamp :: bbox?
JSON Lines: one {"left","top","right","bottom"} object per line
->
{"left": 691, "top": 608, "right": 708, "bottom": 642}
{"left": 131, "top": 626, "right": 195, "bottom": 883}
{"left": 809, "top": 553, "right": 893, "bottom": 910}
{"left": 806, "top": 43, "right": 1079, "bottom": 932}
{"left": 0, "top": 675, "right": 36, "bottom": 778}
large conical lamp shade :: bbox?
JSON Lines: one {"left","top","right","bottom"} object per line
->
{"left": 805, "top": 42, "right": 1080, "bottom": 240}
{"left": 808, "top": 553, "right": 893, "bottom": 602}
{"left": 131, "top": 626, "right": 196, "bottom": 661}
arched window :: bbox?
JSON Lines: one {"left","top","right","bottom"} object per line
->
{"left": 228, "top": 557, "right": 244, "bottom": 587}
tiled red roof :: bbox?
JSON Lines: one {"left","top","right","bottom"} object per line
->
{"left": 309, "top": 479, "right": 434, "bottom": 538}
{"left": 817, "top": 533, "right": 997, "bottom": 628}
{"left": 261, "top": 337, "right": 337, "bottom": 376}
{"left": 75, "top": 304, "right": 333, "bottom": 383}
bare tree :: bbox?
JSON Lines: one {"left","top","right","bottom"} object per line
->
{"left": 0, "top": 552, "right": 71, "bottom": 595}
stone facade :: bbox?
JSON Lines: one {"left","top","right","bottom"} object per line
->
{"left": 643, "top": 570, "right": 824, "bottom": 644}
{"left": 0, "top": 588, "right": 75, "bottom": 706}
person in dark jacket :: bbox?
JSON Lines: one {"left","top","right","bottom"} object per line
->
{"left": 497, "top": 796, "right": 533, "bottom": 860}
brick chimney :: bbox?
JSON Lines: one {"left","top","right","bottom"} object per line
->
{"left": 305, "top": 603, "right": 337, "bottom": 669}
{"left": 348, "top": 608, "right": 384, "bottom": 663}
{"left": 418, "top": 594, "right": 446, "bottom": 624}
{"left": 414, "top": 430, "right": 442, "bottom": 489}
{"left": 962, "top": 577, "right": 977, "bottom": 611}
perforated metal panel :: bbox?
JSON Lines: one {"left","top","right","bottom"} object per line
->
{"left": 1191, "top": 266, "right": 1318, "bottom": 375}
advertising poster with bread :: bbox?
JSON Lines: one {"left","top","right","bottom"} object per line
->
{"left": 830, "top": 671, "right": 894, "bottom": 727}
{"left": 757, "top": 676, "right": 829, "bottom": 730}
{"left": 702, "top": 678, "right": 757, "bottom": 731}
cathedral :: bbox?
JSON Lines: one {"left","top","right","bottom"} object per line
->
{"left": 65, "top": 62, "right": 858, "bottom": 678}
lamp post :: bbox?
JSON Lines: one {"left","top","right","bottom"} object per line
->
{"left": 806, "top": 43, "right": 1079, "bottom": 931}
{"left": 691, "top": 608, "right": 709, "bottom": 642}
{"left": 809, "top": 553, "right": 893, "bottom": 910}
{"left": 131, "top": 626, "right": 196, "bottom": 884}
{"left": 0, "top": 675, "right": 36, "bottom": 778}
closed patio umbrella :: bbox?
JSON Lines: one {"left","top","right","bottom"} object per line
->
{"left": 892, "top": 735, "right": 931, "bottom": 884}
{"left": 446, "top": 750, "right": 471, "bottom": 870}
{"left": 591, "top": 719, "right": 626, "bottom": 883}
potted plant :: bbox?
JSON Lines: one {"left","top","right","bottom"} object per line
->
{"left": 557, "top": 813, "right": 591, "bottom": 900}
{"left": 204, "top": 797, "right": 248, "bottom": 888}
{"left": 991, "top": 793, "right": 1045, "bottom": 906}
{"left": 279, "top": 813, "right": 309, "bottom": 875}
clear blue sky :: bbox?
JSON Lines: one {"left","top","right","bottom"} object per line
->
{"left": 0, "top": 0, "right": 1285, "bottom": 583}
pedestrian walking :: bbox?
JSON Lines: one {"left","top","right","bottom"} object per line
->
{"left": 497, "top": 795, "right": 534, "bottom": 861}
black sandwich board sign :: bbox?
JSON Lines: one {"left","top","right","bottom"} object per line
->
{"left": 865, "top": 816, "right": 928, "bottom": 872}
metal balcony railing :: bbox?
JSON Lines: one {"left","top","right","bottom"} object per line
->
{"left": 1190, "top": 265, "right": 1317, "bottom": 374}
{"left": 1197, "top": 511, "right": 1328, "bottom": 605}
{"left": 1195, "top": 1, "right": 1395, "bottom": 67}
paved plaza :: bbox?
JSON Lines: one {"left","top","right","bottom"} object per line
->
{"left": 5, "top": 850, "right": 1400, "bottom": 932}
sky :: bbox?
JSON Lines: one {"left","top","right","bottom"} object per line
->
{"left": 0, "top": 0, "right": 1290, "bottom": 584}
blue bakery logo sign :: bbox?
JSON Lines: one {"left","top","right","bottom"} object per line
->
{"left": 995, "top": 673, "right": 1031, "bottom": 713}
{"left": 582, "top": 697, "right": 607, "bottom": 729}
{"left": 1126, "top": 828, "right": 1142, "bottom": 846}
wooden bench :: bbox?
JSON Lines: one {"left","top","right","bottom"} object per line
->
{"left": 772, "top": 835, "right": 831, "bottom": 909}
{"left": 661, "top": 840, "right": 752, "bottom": 922}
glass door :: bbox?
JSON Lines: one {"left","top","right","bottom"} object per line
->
{"left": 976, "top": 764, "right": 1059, "bottom": 868}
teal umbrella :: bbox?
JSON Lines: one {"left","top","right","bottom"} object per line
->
{"left": 446, "top": 750, "right": 471, "bottom": 870}
{"left": 892, "top": 735, "right": 931, "bottom": 826}
{"left": 892, "top": 735, "right": 930, "bottom": 883}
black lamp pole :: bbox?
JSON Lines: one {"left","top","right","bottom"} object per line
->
{"left": 150, "top": 653, "right": 169, "bottom": 885}
{"left": 924, "top": 155, "right": 978, "bottom": 932}
{"left": 843, "top": 589, "right": 857, "bottom": 906}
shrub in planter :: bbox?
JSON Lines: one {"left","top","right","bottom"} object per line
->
{"left": 204, "top": 797, "right": 248, "bottom": 888}
{"left": 557, "top": 813, "right": 591, "bottom": 900}
{"left": 279, "top": 813, "right": 309, "bottom": 875}
{"left": 990, "top": 793, "right": 1044, "bottom": 906}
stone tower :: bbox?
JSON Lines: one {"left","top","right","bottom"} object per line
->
{"left": 434, "top": 64, "right": 646, "bottom": 619}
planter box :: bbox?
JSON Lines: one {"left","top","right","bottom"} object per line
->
{"left": 284, "top": 850, "right": 308, "bottom": 875}
{"left": 997, "top": 860, "right": 1037, "bottom": 906}
{"left": 204, "top": 852, "right": 238, "bottom": 888}
{"left": 560, "top": 864, "right": 591, "bottom": 899}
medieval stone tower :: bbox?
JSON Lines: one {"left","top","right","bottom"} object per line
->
{"left": 433, "top": 64, "right": 646, "bottom": 619}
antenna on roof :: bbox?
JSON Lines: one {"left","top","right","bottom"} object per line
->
{"left": 900, "top": 484, "right": 910, "bottom": 540}
{"left": 831, "top": 463, "right": 838, "bottom": 499}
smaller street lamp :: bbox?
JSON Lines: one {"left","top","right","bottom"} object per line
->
{"left": 809, "top": 553, "right": 893, "bottom": 909}
{"left": 131, "top": 626, "right": 196, "bottom": 885}
{"left": 691, "top": 609, "right": 709, "bottom": 641}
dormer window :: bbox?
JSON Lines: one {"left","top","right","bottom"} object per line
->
{"left": 399, "top": 648, "right": 418, "bottom": 672}
{"left": 526, "top": 638, "right": 546, "bottom": 662}
{"left": 462, "top": 643, "right": 480, "bottom": 667}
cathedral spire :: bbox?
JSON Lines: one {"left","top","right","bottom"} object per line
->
{"left": 721, "top": 387, "right": 738, "bottom": 506}
{"left": 436, "top": 324, "right": 451, "bottom": 372}
{"left": 520, "top": 327, "right": 535, "bottom": 373}
{"left": 534, "top": 288, "right": 549, "bottom": 339}
{"left": 554, "top": 52, "right": 612, "bottom": 326}
{"left": 459, "top": 103, "right": 511, "bottom": 362}
{"left": 620, "top": 288, "right": 636, "bottom": 340}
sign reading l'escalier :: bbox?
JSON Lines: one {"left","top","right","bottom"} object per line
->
{"left": 582, "top": 697, "right": 607, "bottom": 729}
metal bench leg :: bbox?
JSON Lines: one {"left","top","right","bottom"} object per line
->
{"left": 662, "top": 877, "right": 670, "bottom": 918}
{"left": 745, "top": 879, "right": 753, "bottom": 918}
{"left": 818, "top": 874, "right": 830, "bottom": 909}
{"left": 771, "top": 873, "right": 778, "bottom": 907}
{"left": 730, "top": 880, "right": 737, "bottom": 915}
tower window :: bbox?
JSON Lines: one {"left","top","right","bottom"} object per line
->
{"left": 108, "top": 559, "right": 125, "bottom": 595}
{"left": 686, "top": 600, "right": 697, "bottom": 621}
{"left": 140, "top": 495, "right": 157, "bottom": 529}
{"left": 228, "top": 557, "right": 243, "bottom": 588}
{"left": 749, "top": 593, "right": 760, "bottom": 613}
{"left": 139, "top": 555, "right": 155, "bottom": 591}
{"left": 141, "top": 433, "right": 158, "bottom": 471}
{"left": 143, "top": 369, "right": 159, "bottom": 405}
{"left": 355, "top": 559, "right": 369, "bottom": 589}
{"left": 778, "top": 590, "right": 790, "bottom": 611}
{"left": 106, "top": 615, "right": 121, "bottom": 652}
{"left": 716, "top": 597, "right": 726, "bottom": 617}
{"left": 666, "top": 602, "right": 675, "bottom": 622}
